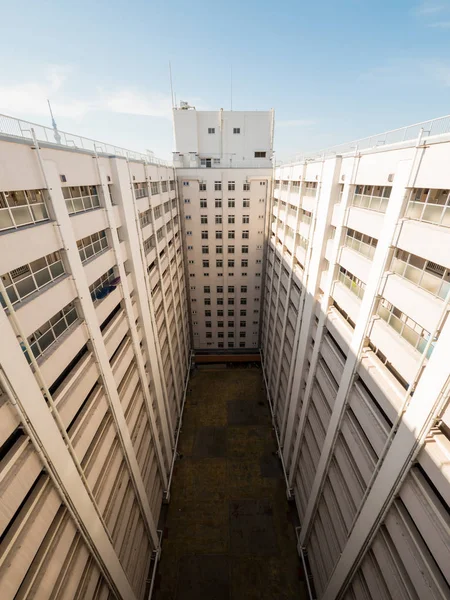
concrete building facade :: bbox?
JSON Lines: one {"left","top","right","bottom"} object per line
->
{"left": 261, "top": 120, "right": 450, "bottom": 599}
{"left": 0, "top": 109, "right": 449, "bottom": 600}
{"left": 0, "top": 117, "right": 190, "bottom": 599}
{"left": 173, "top": 107, "right": 273, "bottom": 350}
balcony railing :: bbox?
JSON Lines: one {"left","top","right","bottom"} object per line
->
{"left": 351, "top": 193, "right": 389, "bottom": 213}
{"left": 338, "top": 270, "right": 365, "bottom": 299}
{"left": 405, "top": 200, "right": 450, "bottom": 227}
{"left": 377, "top": 302, "right": 435, "bottom": 358}
{"left": 0, "top": 113, "right": 170, "bottom": 166}
{"left": 391, "top": 256, "right": 450, "bottom": 300}
{"left": 344, "top": 234, "right": 376, "bottom": 260}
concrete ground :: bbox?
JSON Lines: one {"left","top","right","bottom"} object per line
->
{"left": 153, "top": 366, "right": 307, "bottom": 600}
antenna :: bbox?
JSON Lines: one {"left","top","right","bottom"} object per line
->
{"left": 169, "top": 61, "right": 175, "bottom": 109}
{"left": 47, "top": 99, "right": 61, "bottom": 144}
{"left": 230, "top": 65, "right": 233, "bottom": 111}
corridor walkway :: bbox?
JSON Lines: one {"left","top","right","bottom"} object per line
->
{"left": 154, "top": 366, "right": 307, "bottom": 600}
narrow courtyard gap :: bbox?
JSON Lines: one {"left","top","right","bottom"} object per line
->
{"left": 154, "top": 365, "right": 307, "bottom": 599}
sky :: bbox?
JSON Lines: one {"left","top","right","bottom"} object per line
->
{"left": 0, "top": 0, "right": 449, "bottom": 162}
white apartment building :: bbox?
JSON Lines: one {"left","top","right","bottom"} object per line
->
{"left": 0, "top": 116, "right": 189, "bottom": 599}
{"left": 1, "top": 106, "right": 450, "bottom": 600}
{"left": 261, "top": 118, "right": 450, "bottom": 599}
{"left": 173, "top": 107, "right": 273, "bottom": 350}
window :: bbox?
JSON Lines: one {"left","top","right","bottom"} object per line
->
{"left": 199, "top": 183, "right": 206, "bottom": 191}
{"left": 188, "top": 245, "right": 194, "bottom": 250}
{"left": 215, "top": 181, "right": 222, "bottom": 191}
{"left": 200, "top": 200, "right": 207, "bottom": 208}
{"left": 242, "top": 272, "right": 247, "bottom": 277}
{"left": 260, "top": 181, "right": 266, "bottom": 186}
{"left": 206, "top": 332, "right": 212, "bottom": 339}
{"left": 228, "top": 245, "right": 235, "bottom": 254}
{"left": 217, "top": 286, "right": 223, "bottom": 293}
{"left": 205, "top": 310, "right": 211, "bottom": 317}
{"left": 228, "top": 332, "right": 234, "bottom": 338}
{"left": 243, "top": 183, "right": 250, "bottom": 191}
{"left": 201, "top": 215, "right": 208, "bottom": 224}
{"left": 239, "top": 342, "right": 246, "bottom": 348}
{"left": 217, "top": 298, "right": 224, "bottom": 306}
{"left": 206, "top": 321, "right": 212, "bottom": 328}
{"left": 228, "top": 310, "right": 234, "bottom": 317}
{"left": 233, "top": 128, "right": 240, "bottom": 134}
{"left": 1, "top": 251, "right": 65, "bottom": 306}
{"left": 217, "top": 310, "right": 223, "bottom": 317}
{"left": 216, "top": 259, "right": 223, "bottom": 268}
{"left": 0, "top": 189, "right": 50, "bottom": 232}
{"left": 228, "top": 215, "right": 235, "bottom": 224}
{"left": 228, "top": 298, "right": 234, "bottom": 305}
{"left": 63, "top": 186, "right": 101, "bottom": 215}
{"left": 216, "top": 231, "right": 223, "bottom": 239}
{"left": 240, "top": 332, "right": 246, "bottom": 338}
{"left": 228, "top": 181, "right": 235, "bottom": 191}
{"left": 204, "top": 272, "right": 209, "bottom": 277}
{"left": 204, "top": 297, "right": 211, "bottom": 305}
{"left": 77, "top": 231, "right": 108, "bottom": 263}
{"left": 89, "top": 268, "right": 116, "bottom": 303}
{"left": 228, "top": 321, "right": 234, "bottom": 327}
{"left": 215, "top": 215, "right": 222, "bottom": 224}
{"left": 229, "top": 272, "right": 234, "bottom": 276}
{"left": 242, "top": 230, "right": 249, "bottom": 239}
{"left": 204, "top": 286, "right": 210, "bottom": 293}
{"left": 243, "top": 199, "right": 250, "bottom": 208}
{"left": 184, "top": 199, "right": 191, "bottom": 204}
{"left": 202, "top": 260, "right": 210, "bottom": 268}
{"left": 242, "top": 245, "right": 249, "bottom": 254}
{"left": 241, "top": 259, "right": 248, "bottom": 267}
{"left": 202, "top": 246, "right": 209, "bottom": 254}
{"left": 228, "top": 286, "right": 235, "bottom": 293}
{"left": 215, "top": 200, "right": 222, "bottom": 208}
{"left": 241, "top": 286, "right": 247, "bottom": 293}
{"left": 201, "top": 231, "right": 208, "bottom": 239}
{"left": 254, "top": 151, "right": 266, "bottom": 158}
{"left": 216, "top": 246, "right": 223, "bottom": 254}
{"left": 208, "top": 127, "right": 215, "bottom": 134}
{"left": 243, "top": 215, "right": 250, "bottom": 224}
{"left": 240, "top": 310, "right": 247, "bottom": 316}
{"left": 182, "top": 181, "right": 189, "bottom": 187}
{"left": 228, "top": 230, "right": 235, "bottom": 239}
{"left": 228, "top": 260, "right": 235, "bottom": 267}
{"left": 228, "top": 200, "right": 235, "bottom": 208}
{"left": 27, "top": 302, "right": 78, "bottom": 360}
{"left": 241, "top": 298, "right": 247, "bottom": 305}
{"left": 218, "top": 321, "right": 224, "bottom": 328}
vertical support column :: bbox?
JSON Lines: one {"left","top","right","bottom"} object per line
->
{"left": 283, "top": 157, "right": 342, "bottom": 469}
{"left": 145, "top": 170, "right": 179, "bottom": 414}
{"left": 0, "top": 309, "right": 138, "bottom": 600}
{"left": 286, "top": 154, "right": 359, "bottom": 490}
{"left": 322, "top": 312, "right": 450, "bottom": 600}
{"left": 298, "top": 158, "right": 413, "bottom": 545}
{"left": 109, "top": 157, "right": 174, "bottom": 464}
{"left": 36, "top": 157, "right": 159, "bottom": 547}
{"left": 95, "top": 157, "right": 168, "bottom": 490}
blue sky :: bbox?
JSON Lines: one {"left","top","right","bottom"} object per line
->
{"left": 1, "top": 0, "right": 449, "bottom": 161}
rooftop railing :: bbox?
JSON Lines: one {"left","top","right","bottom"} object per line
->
{"left": 287, "top": 113, "right": 450, "bottom": 164}
{"left": 0, "top": 113, "right": 170, "bottom": 166}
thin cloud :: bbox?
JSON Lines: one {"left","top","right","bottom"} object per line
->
{"left": 413, "top": 1, "right": 449, "bottom": 15}
{"left": 428, "top": 19, "right": 450, "bottom": 26}
{"left": 0, "top": 65, "right": 175, "bottom": 121}
{"left": 277, "top": 119, "right": 316, "bottom": 127}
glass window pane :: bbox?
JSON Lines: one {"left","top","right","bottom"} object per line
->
{"left": 50, "top": 261, "right": 64, "bottom": 278}
{"left": 15, "top": 276, "right": 37, "bottom": 298}
{"left": 65, "top": 308, "right": 77, "bottom": 326}
{"left": 10, "top": 206, "right": 33, "bottom": 226}
{"left": 34, "top": 268, "right": 52, "bottom": 288}
{"left": 38, "top": 329, "right": 55, "bottom": 352}
{"left": 73, "top": 198, "right": 84, "bottom": 212}
{"left": 52, "top": 318, "right": 67, "bottom": 338}
{"left": 5, "top": 287, "right": 18, "bottom": 305}
{"left": 0, "top": 209, "right": 14, "bottom": 230}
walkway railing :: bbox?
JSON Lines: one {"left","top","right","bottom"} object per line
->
{"left": 0, "top": 113, "right": 170, "bottom": 166}
{"left": 287, "top": 113, "right": 450, "bottom": 164}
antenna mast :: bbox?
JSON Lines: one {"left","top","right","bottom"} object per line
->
{"left": 169, "top": 61, "right": 175, "bottom": 109}
{"left": 47, "top": 99, "right": 61, "bottom": 144}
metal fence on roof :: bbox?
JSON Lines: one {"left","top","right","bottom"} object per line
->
{"left": 0, "top": 113, "right": 171, "bottom": 166}
{"left": 286, "top": 113, "right": 450, "bottom": 165}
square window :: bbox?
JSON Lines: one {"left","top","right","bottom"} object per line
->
{"left": 199, "top": 183, "right": 206, "bottom": 191}
{"left": 228, "top": 231, "right": 235, "bottom": 239}
{"left": 243, "top": 215, "right": 249, "bottom": 223}
{"left": 228, "top": 245, "right": 235, "bottom": 254}
{"left": 228, "top": 260, "right": 235, "bottom": 267}
{"left": 204, "top": 286, "right": 210, "bottom": 293}
{"left": 202, "top": 260, "right": 209, "bottom": 268}
{"left": 216, "top": 246, "right": 223, "bottom": 254}
{"left": 239, "top": 342, "right": 246, "bottom": 348}
{"left": 201, "top": 215, "right": 208, "bottom": 224}
{"left": 215, "top": 181, "right": 222, "bottom": 191}
{"left": 228, "top": 200, "right": 235, "bottom": 208}
{"left": 228, "top": 215, "right": 235, "bottom": 224}
{"left": 240, "top": 310, "right": 247, "bottom": 316}
{"left": 242, "top": 245, "right": 249, "bottom": 254}
{"left": 215, "top": 200, "right": 222, "bottom": 208}
{"left": 217, "top": 310, "right": 224, "bottom": 316}
{"left": 216, "top": 231, "right": 223, "bottom": 239}
{"left": 200, "top": 200, "right": 207, "bottom": 208}
{"left": 228, "top": 320, "right": 234, "bottom": 327}
{"left": 241, "top": 286, "right": 247, "bottom": 293}
{"left": 216, "top": 260, "right": 223, "bottom": 267}
{"left": 241, "top": 259, "right": 248, "bottom": 267}
{"left": 254, "top": 151, "right": 266, "bottom": 158}
{"left": 202, "top": 246, "right": 209, "bottom": 254}
{"left": 215, "top": 215, "right": 222, "bottom": 224}
{"left": 206, "top": 332, "right": 212, "bottom": 338}
{"left": 243, "top": 183, "right": 250, "bottom": 191}
{"left": 228, "top": 181, "right": 235, "bottom": 191}
{"left": 201, "top": 231, "right": 208, "bottom": 239}
{"left": 208, "top": 128, "right": 215, "bottom": 134}
{"left": 233, "top": 128, "right": 240, "bottom": 134}
{"left": 217, "top": 286, "right": 223, "bottom": 293}
{"left": 228, "top": 286, "right": 234, "bottom": 293}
